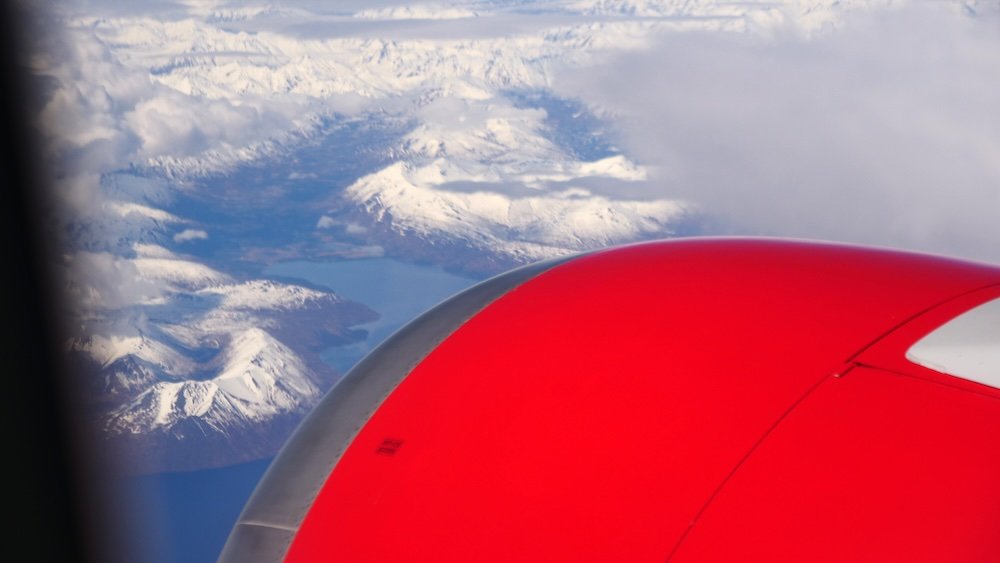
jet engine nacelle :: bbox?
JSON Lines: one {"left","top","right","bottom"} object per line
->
{"left": 221, "top": 238, "right": 1000, "bottom": 562}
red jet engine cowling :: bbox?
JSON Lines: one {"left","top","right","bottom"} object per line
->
{"left": 220, "top": 238, "right": 1000, "bottom": 562}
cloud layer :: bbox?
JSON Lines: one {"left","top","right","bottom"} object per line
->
{"left": 559, "top": 4, "right": 1000, "bottom": 263}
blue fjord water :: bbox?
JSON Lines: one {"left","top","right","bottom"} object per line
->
{"left": 267, "top": 257, "right": 480, "bottom": 372}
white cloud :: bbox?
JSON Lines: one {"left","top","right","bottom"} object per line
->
{"left": 316, "top": 216, "right": 367, "bottom": 234}
{"left": 173, "top": 229, "right": 209, "bottom": 242}
{"left": 67, "top": 252, "right": 168, "bottom": 310}
{"left": 134, "top": 90, "right": 309, "bottom": 165}
{"left": 556, "top": 4, "right": 1000, "bottom": 264}
{"left": 345, "top": 222, "right": 368, "bottom": 235}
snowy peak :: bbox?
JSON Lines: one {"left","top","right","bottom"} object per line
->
{"left": 346, "top": 154, "right": 687, "bottom": 262}
{"left": 108, "top": 327, "right": 319, "bottom": 435}
{"left": 86, "top": 275, "right": 377, "bottom": 472}
{"left": 78, "top": 331, "right": 197, "bottom": 374}
{"left": 216, "top": 328, "right": 317, "bottom": 404}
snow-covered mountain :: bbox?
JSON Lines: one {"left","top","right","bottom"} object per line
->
{"left": 69, "top": 241, "right": 376, "bottom": 472}
{"left": 38, "top": 0, "right": 990, "bottom": 472}
{"left": 103, "top": 327, "right": 322, "bottom": 472}
{"left": 107, "top": 328, "right": 316, "bottom": 437}
{"left": 48, "top": 0, "right": 882, "bottom": 264}
{"left": 345, "top": 156, "right": 689, "bottom": 264}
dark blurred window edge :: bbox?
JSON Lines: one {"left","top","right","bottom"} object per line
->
{"left": 0, "top": 3, "right": 115, "bottom": 561}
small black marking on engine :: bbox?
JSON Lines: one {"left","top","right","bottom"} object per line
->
{"left": 377, "top": 438, "right": 403, "bottom": 455}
